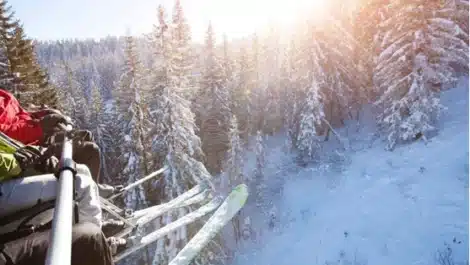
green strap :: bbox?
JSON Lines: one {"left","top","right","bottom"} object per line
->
{"left": 0, "top": 132, "right": 23, "bottom": 152}
{"left": 0, "top": 132, "right": 23, "bottom": 181}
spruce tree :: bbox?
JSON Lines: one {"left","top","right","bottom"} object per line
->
{"left": 0, "top": 0, "right": 15, "bottom": 46}
{"left": 196, "top": 23, "right": 231, "bottom": 174}
{"left": 115, "top": 34, "right": 151, "bottom": 210}
{"left": 279, "top": 41, "right": 298, "bottom": 150}
{"left": 8, "top": 23, "right": 57, "bottom": 106}
{"left": 169, "top": 0, "right": 194, "bottom": 99}
{"left": 232, "top": 47, "right": 252, "bottom": 141}
{"left": 222, "top": 34, "right": 234, "bottom": 82}
{"left": 252, "top": 131, "right": 266, "bottom": 206}
{"left": 148, "top": 4, "right": 171, "bottom": 175}
{"left": 296, "top": 79, "right": 325, "bottom": 162}
{"left": 373, "top": 0, "right": 468, "bottom": 150}
{"left": 260, "top": 25, "right": 283, "bottom": 134}
{"left": 223, "top": 115, "right": 245, "bottom": 189}
{"left": 151, "top": 2, "right": 211, "bottom": 263}
{"left": 250, "top": 33, "right": 263, "bottom": 133}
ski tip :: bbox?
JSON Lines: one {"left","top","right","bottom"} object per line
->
{"left": 229, "top": 184, "right": 249, "bottom": 205}
{"left": 233, "top": 183, "right": 248, "bottom": 194}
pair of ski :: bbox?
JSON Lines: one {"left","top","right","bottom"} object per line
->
{"left": 100, "top": 169, "right": 248, "bottom": 265}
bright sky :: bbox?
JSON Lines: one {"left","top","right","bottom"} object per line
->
{"left": 10, "top": 0, "right": 321, "bottom": 43}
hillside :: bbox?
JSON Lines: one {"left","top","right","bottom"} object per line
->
{"left": 227, "top": 77, "right": 469, "bottom": 265}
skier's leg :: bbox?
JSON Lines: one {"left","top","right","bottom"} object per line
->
{"left": 0, "top": 164, "right": 102, "bottom": 227}
{"left": 72, "top": 141, "right": 101, "bottom": 183}
{"left": 0, "top": 222, "right": 114, "bottom": 265}
{"left": 49, "top": 141, "right": 101, "bottom": 183}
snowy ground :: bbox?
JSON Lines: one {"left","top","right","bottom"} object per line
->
{"left": 228, "top": 77, "right": 469, "bottom": 265}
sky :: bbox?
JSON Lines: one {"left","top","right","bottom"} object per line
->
{"left": 9, "top": 0, "right": 305, "bottom": 43}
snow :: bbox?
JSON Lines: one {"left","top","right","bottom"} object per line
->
{"left": 228, "top": 77, "right": 469, "bottom": 265}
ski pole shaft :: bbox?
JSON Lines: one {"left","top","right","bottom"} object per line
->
{"left": 107, "top": 166, "right": 167, "bottom": 201}
{"left": 45, "top": 125, "right": 74, "bottom": 265}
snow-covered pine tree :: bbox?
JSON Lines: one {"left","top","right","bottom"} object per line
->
{"left": 222, "top": 34, "right": 234, "bottom": 82}
{"left": 7, "top": 23, "right": 57, "bottom": 106}
{"left": 115, "top": 33, "right": 154, "bottom": 265}
{"left": 148, "top": 4, "right": 172, "bottom": 175}
{"left": 55, "top": 60, "right": 89, "bottom": 128}
{"left": 250, "top": 33, "right": 264, "bottom": 133}
{"left": 252, "top": 130, "right": 266, "bottom": 206}
{"left": 0, "top": 0, "right": 16, "bottom": 91}
{"left": 296, "top": 78, "right": 325, "bottom": 163}
{"left": 432, "top": 0, "right": 469, "bottom": 74}
{"left": 115, "top": 33, "right": 151, "bottom": 210}
{"left": 89, "top": 76, "right": 118, "bottom": 182}
{"left": 260, "top": 25, "right": 283, "bottom": 134}
{"left": 222, "top": 115, "right": 245, "bottom": 189}
{"left": 0, "top": 0, "right": 15, "bottom": 45}
{"left": 373, "top": 0, "right": 469, "bottom": 150}
{"left": 169, "top": 0, "right": 194, "bottom": 100}
{"left": 0, "top": 45, "right": 13, "bottom": 89}
{"left": 150, "top": 1, "right": 212, "bottom": 263}
{"left": 290, "top": 19, "right": 329, "bottom": 160}
{"left": 221, "top": 115, "right": 245, "bottom": 243}
{"left": 353, "top": 0, "right": 383, "bottom": 101}
{"left": 232, "top": 47, "right": 252, "bottom": 141}
{"left": 151, "top": 49, "right": 211, "bottom": 265}
{"left": 279, "top": 40, "right": 298, "bottom": 151}
{"left": 310, "top": 10, "right": 360, "bottom": 129}
{"left": 196, "top": 22, "right": 231, "bottom": 174}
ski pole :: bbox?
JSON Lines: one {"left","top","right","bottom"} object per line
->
{"left": 45, "top": 124, "right": 75, "bottom": 265}
{"left": 107, "top": 166, "right": 168, "bottom": 201}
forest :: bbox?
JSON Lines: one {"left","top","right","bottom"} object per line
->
{"left": 0, "top": 0, "right": 468, "bottom": 264}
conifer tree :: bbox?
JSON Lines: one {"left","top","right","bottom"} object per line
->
{"left": 169, "top": 0, "right": 194, "bottom": 99}
{"left": 252, "top": 130, "right": 266, "bottom": 206}
{"left": 8, "top": 23, "right": 57, "bottom": 106}
{"left": 260, "top": 25, "right": 283, "bottom": 134}
{"left": 232, "top": 47, "right": 252, "bottom": 141}
{"left": 373, "top": 0, "right": 468, "bottom": 150}
{"left": 115, "top": 34, "right": 151, "bottom": 210}
{"left": 0, "top": 1, "right": 57, "bottom": 106}
{"left": 279, "top": 41, "right": 298, "bottom": 150}
{"left": 148, "top": 5, "right": 172, "bottom": 175}
{"left": 250, "top": 33, "right": 263, "bottom": 133}
{"left": 196, "top": 23, "right": 231, "bottom": 174}
{"left": 223, "top": 115, "right": 244, "bottom": 188}
{"left": 296, "top": 80, "right": 325, "bottom": 162}
{"left": 222, "top": 34, "right": 234, "bottom": 82}
{"left": 0, "top": 0, "right": 15, "bottom": 46}
{"left": 56, "top": 60, "right": 89, "bottom": 128}
{"left": 151, "top": 2, "right": 211, "bottom": 263}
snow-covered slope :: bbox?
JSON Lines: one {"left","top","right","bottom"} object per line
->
{"left": 229, "top": 77, "right": 469, "bottom": 265}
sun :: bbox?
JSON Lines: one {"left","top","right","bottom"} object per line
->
{"left": 263, "top": 0, "right": 330, "bottom": 27}
{"left": 201, "top": 0, "right": 330, "bottom": 39}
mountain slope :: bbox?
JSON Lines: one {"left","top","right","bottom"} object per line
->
{"left": 229, "top": 77, "right": 469, "bottom": 265}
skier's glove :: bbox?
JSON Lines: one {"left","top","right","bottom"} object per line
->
{"left": 38, "top": 113, "right": 73, "bottom": 144}
{"left": 13, "top": 145, "right": 42, "bottom": 171}
{"left": 14, "top": 145, "right": 60, "bottom": 174}
{"left": 46, "top": 129, "right": 93, "bottom": 146}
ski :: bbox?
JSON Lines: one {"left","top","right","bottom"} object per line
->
{"left": 101, "top": 181, "right": 208, "bottom": 226}
{"left": 128, "top": 189, "right": 210, "bottom": 223}
{"left": 113, "top": 196, "right": 222, "bottom": 263}
{"left": 168, "top": 184, "right": 249, "bottom": 265}
{"left": 111, "top": 188, "right": 211, "bottom": 239}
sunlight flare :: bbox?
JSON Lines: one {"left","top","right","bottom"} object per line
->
{"left": 203, "top": 0, "right": 330, "bottom": 37}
